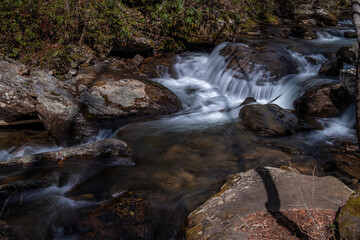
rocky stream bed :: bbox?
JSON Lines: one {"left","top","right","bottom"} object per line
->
{"left": 1, "top": 18, "right": 360, "bottom": 239}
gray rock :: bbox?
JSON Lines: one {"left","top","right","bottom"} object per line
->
{"left": 187, "top": 167, "right": 354, "bottom": 240}
{"left": 1, "top": 138, "right": 133, "bottom": 165}
{"left": 0, "top": 61, "right": 37, "bottom": 121}
{"left": 340, "top": 68, "right": 356, "bottom": 100}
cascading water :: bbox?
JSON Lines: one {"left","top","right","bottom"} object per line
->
{"left": 0, "top": 21, "right": 358, "bottom": 239}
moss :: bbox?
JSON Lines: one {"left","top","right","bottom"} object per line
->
{"left": 337, "top": 193, "right": 360, "bottom": 239}
{"left": 186, "top": 224, "right": 204, "bottom": 240}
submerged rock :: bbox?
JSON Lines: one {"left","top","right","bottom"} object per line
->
{"left": 1, "top": 138, "right": 133, "bottom": 165}
{"left": 294, "top": 83, "right": 352, "bottom": 118}
{"left": 187, "top": 167, "right": 353, "bottom": 240}
{"left": 220, "top": 43, "right": 297, "bottom": 84}
{"left": 239, "top": 104, "right": 322, "bottom": 137}
{"left": 78, "top": 191, "right": 152, "bottom": 239}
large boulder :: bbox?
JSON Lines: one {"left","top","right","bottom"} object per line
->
{"left": 239, "top": 104, "right": 322, "bottom": 137}
{"left": 340, "top": 68, "right": 356, "bottom": 100}
{"left": 36, "top": 63, "right": 181, "bottom": 145}
{"left": 1, "top": 138, "right": 133, "bottom": 166}
{"left": 187, "top": 167, "right": 354, "bottom": 240}
{"left": 337, "top": 41, "right": 358, "bottom": 65}
{"left": 0, "top": 61, "right": 37, "bottom": 121}
{"left": 294, "top": 83, "right": 353, "bottom": 118}
{"left": 220, "top": 43, "right": 297, "bottom": 84}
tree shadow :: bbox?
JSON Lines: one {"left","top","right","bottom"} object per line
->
{"left": 255, "top": 167, "right": 309, "bottom": 239}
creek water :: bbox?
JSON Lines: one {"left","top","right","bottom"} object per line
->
{"left": 0, "top": 21, "right": 357, "bottom": 239}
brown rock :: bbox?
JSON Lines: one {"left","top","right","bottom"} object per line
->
{"left": 240, "top": 104, "right": 322, "bottom": 137}
{"left": 294, "top": 83, "right": 352, "bottom": 118}
{"left": 220, "top": 44, "right": 297, "bottom": 84}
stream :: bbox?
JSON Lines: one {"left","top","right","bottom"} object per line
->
{"left": 0, "top": 21, "right": 357, "bottom": 239}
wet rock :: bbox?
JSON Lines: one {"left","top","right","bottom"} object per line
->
{"left": 240, "top": 97, "right": 257, "bottom": 106}
{"left": 344, "top": 31, "right": 357, "bottom": 38}
{"left": 0, "top": 172, "right": 60, "bottom": 201}
{"left": 79, "top": 192, "right": 152, "bottom": 239}
{"left": 340, "top": 68, "right": 356, "bottom": 100}
{"left": 112, "top": 37, "right": 155, "bottom": 57}
{"left": 239, "top": 104, "right": 322, "bottom": 137}
{"left": 1, "top": 138, "right": 133, "bottom": 165}
{"left": 337, "top": 193, "right": 360, "bottom": 240}
{"left": 294, "top": 83, "right": 352, "bottom": 118}
{"left": 318, "top": 56, "right": 343, "bottom": 76}
{"left": 138, "top": 53, "right": 178, "bottom": 79}
{"left": 186, "top": 167, "right": 354, "bottom": 240}
{"left": 337, "top": 41, "right": 358, "bottom": 65}
{"left": 220, "top": 43, "right": 297, "bottom": 84}
{"left": 290, "top": 25, "right": 317, "bottom": 39}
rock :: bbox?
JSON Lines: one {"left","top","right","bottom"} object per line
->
{"left": 318, "top": 56, "right": 343, "bottom": 76}
{"left": 220, "top": 43, "right": 297, "bottom": 84}
{"left": 0, "top": 172, "right": 60, "bottom": 201}
{"left": 344, "top": 31, "right": 357, "bottom": 38}
{"left": 337, "top": 41, "right": 358, "bottom": 65}
{"left": 300, "top": 18, "right": 318, "bottom": 27}
{"left": 294, "top": 83, "right": 353, "bottom": 118}
{"left": 187, "top": 167, "right": 354, "bottom": 240}
{"left": 36, "top": 62, "right": 181, "bottom": 144}
{"left": 239, "top": 104, "right": 322, "bottom": 137}
{"left": 294, "top": 4, "right": 337, "bottom": 26}
{"left": 78, "top": 192, "right": 153, "bottom": 239}
{"left": 0, "top": 61, "right": 37, "bottom": 121}
{"left": 314, "top": 7, "right": 337, "bottom": 26}
{"left": 36, "top": 94, "right": 88, "bottom": 145}
{"left": 77, "top": 64, "right": 181, "bottom": 118}
{"left": 1, "top": 138, "right": 133, "bottom": 165}
{"left": 126, "top": 54, "right": 144, "bottom": 70}
{"left": 290, "top": 25, "right": 317, "bottom": 39}
{"left": 138, "top": 53, "right": 178, "bottom": 79}
{"left": 337, "top": 193, "right": 360, "bottom": 240}
{"left": 112, "top": 37, "right": 155, "bottom": 57}
{"left": 240, "top": 97, "right": 257, "bottom": 106}
{"left": 340, "top": 68, "right": 356, "bottom": 100}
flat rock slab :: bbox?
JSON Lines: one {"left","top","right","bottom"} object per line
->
{"left": 187, "top": 167, "right": 354, "bottom": 240}
{"left": 0, "top": 138, "right": 133, "bottom": 166}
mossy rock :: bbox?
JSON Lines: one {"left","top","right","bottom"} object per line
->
{"left": 337, "top": 193, "right": 360, "bottom": 239}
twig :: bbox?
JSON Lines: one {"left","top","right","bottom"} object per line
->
{"left": 0, "top": 192, "right": 16, "bottom": 218}
{"left": 237, "top": 214, "right": 258, "bottom": 239}
{"left": 288, "top": 161, "right": 325, "bottom": 240}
